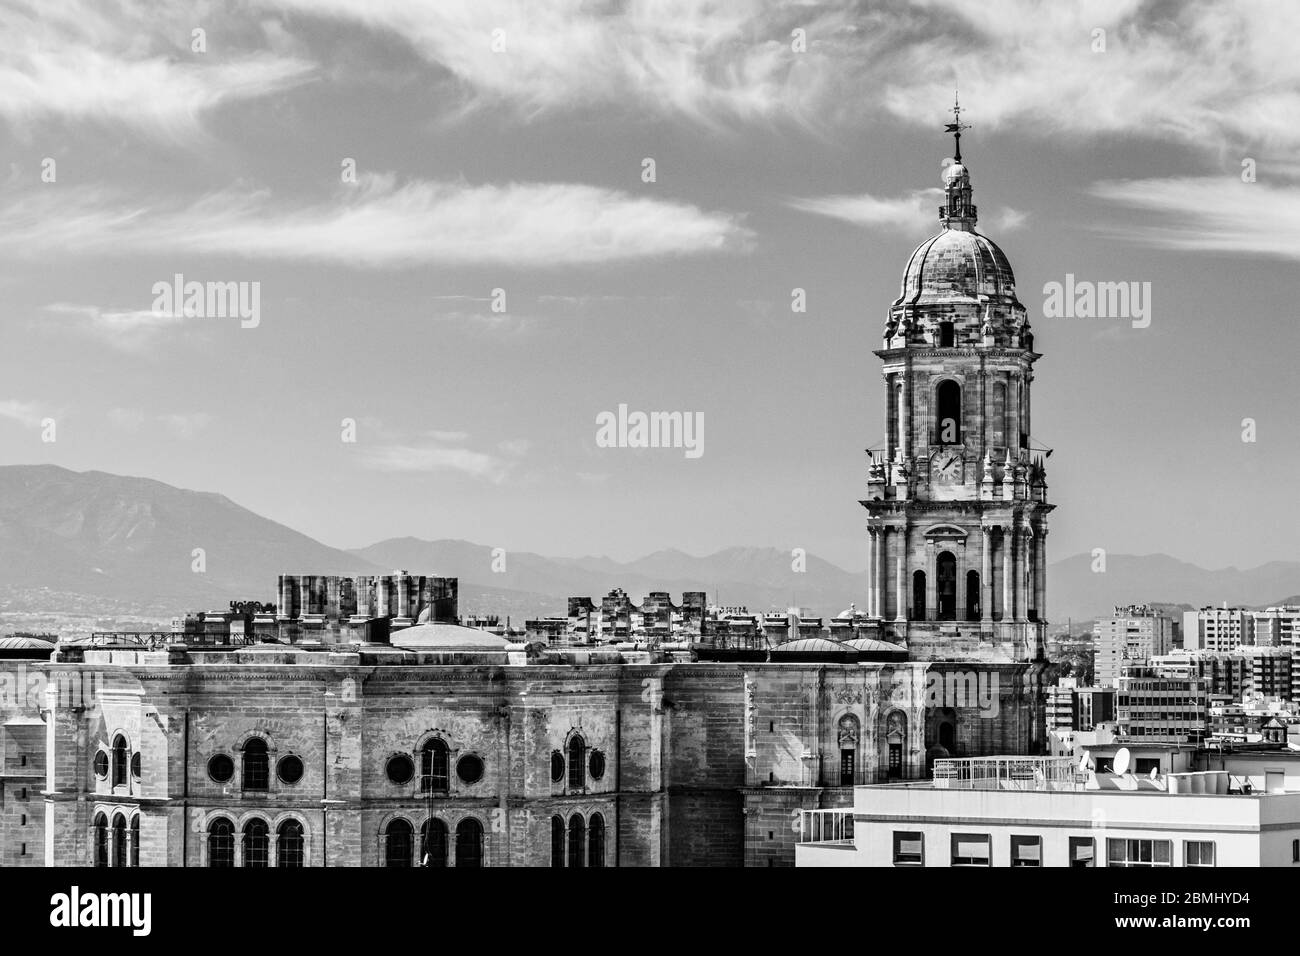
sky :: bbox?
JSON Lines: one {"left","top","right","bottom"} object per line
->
{"left": 1, "top": 0, "right": 1298, "bottom": 573}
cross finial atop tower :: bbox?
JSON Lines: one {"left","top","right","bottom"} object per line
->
{"left": 944, "top": 89, "right": 970, "bottom": 162}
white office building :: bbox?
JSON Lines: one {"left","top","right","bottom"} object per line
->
{"left": 796, "top": 755, "right": 1300, "bottom": 867}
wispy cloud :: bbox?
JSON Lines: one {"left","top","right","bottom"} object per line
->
{"left": 44, "top": 302, "right": 190, "bottom": 353}
{"left": 0, "top": 0, "right": 315, "bottom": 141}
{"left": 788, "top": 187, "right": 1026, "bottom": 234}
{"left": 1090, "top": 176, "right": 1300, "bottom": 260}
{"left": 360, "top": 429, "right": 528, "bottom": 484}
{"left": 0, "top": 174, "right": 752, "bottom": 267}
{"left": 250, "top": 0, "right": 1300, "bottom": 156}
{"left": 0, "top": 399, "right": 44, "bottom": 427}
{"left": 108, "top": 407, "right": 213, "bottom": 438}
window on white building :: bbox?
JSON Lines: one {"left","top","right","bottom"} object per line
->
{"left": 1069, "top": 837, "right": 1095, "bottom": 867}
{"left": 893, "top": 831, "right": 923, "bottom": 866}
{"left": 1107, "top": 838, "right": 1171, "bottom": 867}
{"left": 1184, "top": 841, "right": 1215, "bottom": 867}
{"left": 951, "top": 833, "right": 990, "bottom": 867}
{"left": 1010, "top": 835, "right": 1042, "bottom": 867}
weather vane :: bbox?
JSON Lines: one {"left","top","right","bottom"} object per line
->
{"left": 945, "top": 89, "right": 970, "bottom": 163}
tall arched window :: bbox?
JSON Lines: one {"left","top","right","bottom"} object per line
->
{"left": 130, "top": 815, "right": 140, "bottom": 868}
{"left": 112, "top": 813, "right": 127, "bottom": 867}
{"left": 588, "top": 814, "right": 606, "bottom": 868}
{"left": 242, "top": 737, "right": 269, "bottom": 791}
{"left": 421, "top": 739, "right": 449, "bottom": 793}
{"left": 386, "top": 819, "right": 414, "bottom": 867}
{"left": 551, "top": 816, "right": 565, "bottom": 867}
{"left": 935, "top": 380, "right": 962, "bottom": 445}
{"left": 992, "top": 382, "right": 1007, "bottom": 447}
{"left": 93, "top": 812, "right": 108, "bottom": 867}
{"left": 456, "top": 818, "right": 484, "bottom": 868}
{"left": 278, "top": 820, "right": 304, "bottom": 868}
{"left": 243, "top": 819, "right": 269, "bottom": 868}
{"left": 421, "top": 818, "right": 448, "bottom": 868}
{"left": 567, "top": 814, "right": 586, "bottom": 868}
{"left": 912, "top": 570, "right": 926, "bottom": 621}
{"left": 936, "top": 551, "right": 957, "bottom": 621}
{"left": 567, "top": 735, "right": 586, "bottom": 789}
{"left": 966, "top": 570, "right": 981, "bottom": 621}
{"left": 208, "top": 818, "right": 235, "bottom": 868}
{"left": 111, "top": 735, "right": 129, "bottom": 788}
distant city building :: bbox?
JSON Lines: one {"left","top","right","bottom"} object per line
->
{"left": 1183, "top": 605, "right": 1255, "bottom": 652}
{"left": 796, "top": 755, "right": 1300, "bottom": 867}
{"left": 1095, "top": 605, "right": 1173, "bottom": 686}
{"left": 1116, "top": 664, "right": 1208, "bottom": 745}
{"left": 1046, "top": 677, "right": 1115, "bottom": 734}
{"left": 1251, "top": 606, "right": 1300, "bottom": 647}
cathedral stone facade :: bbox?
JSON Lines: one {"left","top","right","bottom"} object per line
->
{"left": 0, "top": 125, "right": 1053, "bottom": 868}
{"left": 864, "top": 149, "right": 1053, "bottom": 663}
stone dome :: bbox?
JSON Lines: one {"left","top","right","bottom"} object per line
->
{"left": 896, "top": 228, "right": 1017, "bottom": 305}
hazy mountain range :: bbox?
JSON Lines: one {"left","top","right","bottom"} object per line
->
{"left": 1, "top": 465, "right": 1296, "bottom": 626}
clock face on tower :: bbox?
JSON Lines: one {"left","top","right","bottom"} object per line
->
{"left": 932, "top": 451, "right": 963, "bottom": 484}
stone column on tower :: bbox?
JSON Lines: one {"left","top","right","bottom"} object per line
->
{"left": 877, "top": 527, "right": 889, "bottom": 619}
{"left": 924, "top": 540, "right": 936, "bottom": 622}
{"left": 1016, "top": 521, "right": 1031, "bottom": 622}
{"left": 351, "top": 575, "right": 372, "bottom": 621}
{"left": 1001, "top": 527, "right": 1013, "bottom": 621}
{"left": 981, "top": 526, "right": 993, "bottom": 623}
{"left": 299, "top": 576, "right": 313, "bottom": 617}
{"left": 278, "top": 575, "right": 294, "bottom": 619}
{"left": 866, "top": 526, "right": 878, "bottom": 617}
{"left": 1036, "top": 527, "right": 1048, "bottom": 620}
{"left": 895, "top": 527, "right": 908, "bottom": 622}
{"left": 394, "top": 575, "right": 413, "bottom": 626}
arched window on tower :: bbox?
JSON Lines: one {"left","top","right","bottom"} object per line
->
{"left": 93, "top": 813, "right": 108, "bottom": 867}
{"left": 111, "top": 735, "right": 128, "bottom": 789}
{"left": 112, "top": 813, "right": 127, "bottom": 867}
{"left": 278, "top": 820, "right": 304, "bottom": 868}
{"left": 421, "top": 739, "right": 449, "bottom": 793}
{"left": 935, "top": 380, "right": 962, "bottom": 445}
{"left": 421, "top": 818, "right": 448, "bottom": 868}
{"left": 567, "top": 734, "right": 586, "bottom": 789}
{"left": 551, "top": 815, "right": 565, "bottom": 867}
{"left": 912, "top": 570, "right": 926, "bottom": 621}
{"left": 130, "top": 814, "right": 140, "bottom": 867}
{"left": 385, "top": 819, "right": 413, "bottom": 867}
{"left": 966, "top": 570, "right": 981, "bottom": 621}
{"left": 242, "top": 737, "right": 269, "bottom": 791}
{"left": 992, "top": 382, "right": 1007, "bottom": 447}
{"left": 208, "top": 818, "right": 235, "bottom": 868}
{"left": 936, "top": 551, "right": 957, "bottom": 621}
{"left": 456, "top": 818, "right": 484, "bottom": 868}
{"left": 243, "top": 818, "right": 269, "bottom": 868}
{"left": 588, "top": 814, "right": 606, "bottom": 868}
{"left": 567, "top": 814, "right": 586, "bottom": 868}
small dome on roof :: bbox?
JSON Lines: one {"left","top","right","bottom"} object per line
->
{"left": 942, "top": 161, "right": 968, "bottom": 186}
{"left": 391, "top": 622, "right": 512, "bottom": 651}
{"left": 843, "top": 637, "right": 905, "bottom": 654}
{"left": 772, "top": 638, "right": 844, "bottom": 654}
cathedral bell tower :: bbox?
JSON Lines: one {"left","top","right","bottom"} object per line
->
{"left": 861, "top": 103, "right": 1052, "bottom": 662}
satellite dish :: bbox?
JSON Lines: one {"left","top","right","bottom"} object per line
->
{"left": 1078, "top": 750, "right": 1093, "bottom": 772}
{"left": 1114, "top": 747, "right": 1132, "bottom": 776}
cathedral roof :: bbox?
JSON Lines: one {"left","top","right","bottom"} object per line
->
{"left": 896, "top": 227, "right": 1017, "bottom": 306}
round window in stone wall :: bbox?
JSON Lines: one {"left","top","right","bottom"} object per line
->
{"left": 456, "top": 754, "right": 484, "bottom": 784}
{"left": 550, "top": 750, "right": 564, "bottom": 783}
{"left": 93, "top": 750, "right": 109, "bottom": 779}
{"left": 208, "top": 754, "right": 234, "bottom": 783}
{"left": 131, "top": 752, "right": 141, "bottom": 779}
{"left": 386, "top": 754, "right": 415, "bottom": 785}
{"left": 589, "top": 749, "right": 606, "bottom": 781}
{"left": 277, "top": 754, "right": 304, "bottom": 785}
